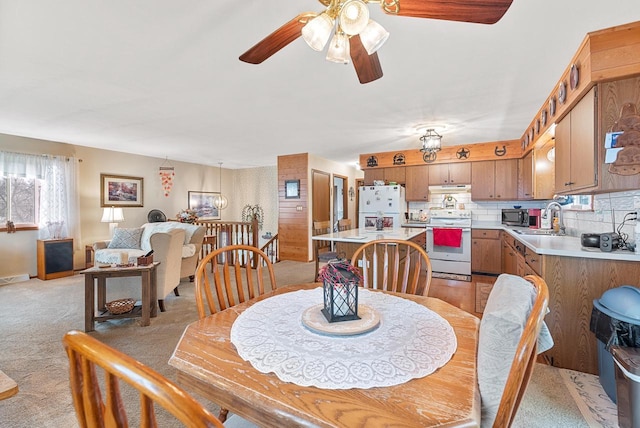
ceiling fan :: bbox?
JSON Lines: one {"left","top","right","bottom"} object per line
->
{"left": 239, "top": 0, "right": 513, "bottom": 84}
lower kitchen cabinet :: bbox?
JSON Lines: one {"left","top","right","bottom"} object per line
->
{"left": 471, "top": 229, "right": 501, "bottom": 275}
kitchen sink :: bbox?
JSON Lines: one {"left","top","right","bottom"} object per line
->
{"left": 513, "top": 229, "right": 560, "bottom": 236}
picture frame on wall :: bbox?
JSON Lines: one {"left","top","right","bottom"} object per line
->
{"left": 285, "top": 180, "right": 300, "bottom": 199}
{"left": 188, "top": 191, "right": 220, "bottom": 220}
{"left": 100, "top": 174, "right": 144, "bottom": 207}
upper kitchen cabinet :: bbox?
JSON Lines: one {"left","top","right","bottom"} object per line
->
{"left": 405, "top": 165, "right": 430, "bottom": 201}
{"left": 363, "top": 167, "right": 406, "bottom": 186}
{"left": 428, "top": 163, "right": 471, "bottom": 185}
{"left": 519, "top": 133, "right": 555, "bottom": 200}
{"left": 555, "top": 87, "right": 597, "bottom": 193}
{"left": 471, "top": 159, "right": 518, "bottom": 200}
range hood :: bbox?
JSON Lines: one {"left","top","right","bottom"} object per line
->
{"left": 428, "top": 184, "right": 471, "bottom": 194}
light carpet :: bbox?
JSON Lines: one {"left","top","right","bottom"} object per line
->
{"left": 0, "top": 261, "right": 617, "bottom": 427}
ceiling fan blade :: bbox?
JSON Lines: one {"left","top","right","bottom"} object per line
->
{"left": 381, "top": 0, "right": 513, "bottom": 25}
{"left": 239, "top": 13, "right": 316, "bottom": 64}
{"left": 349, "top": 35, "right": 383, "bottom": 84}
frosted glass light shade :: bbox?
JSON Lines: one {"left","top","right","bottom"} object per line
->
{"left": 339, "top": 0, "right": 369, "bottom": 36}
{"left": 213, "top": 194, "right": 228, "bottom": 210}
{"left": 326, "top": 32, "right": 350, "bottom": 64}
{"left": 101, "top": 207, "right": 124, "bottom": 223}
{"left": 301, "top": 13, "right": 334, "bottom": 51}
{"left": 360, "top": 20, "right": 389, "bottom": 54}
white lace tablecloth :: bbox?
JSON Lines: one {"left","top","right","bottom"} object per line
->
{"left": 230, "top": 287, "right": 457, "bottom": 389}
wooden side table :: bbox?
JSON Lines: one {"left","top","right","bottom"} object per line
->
{"left": 80, "top": 262, "right": 159, "bottom": 332}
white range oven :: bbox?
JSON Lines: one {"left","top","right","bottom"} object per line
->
{"left": 426, "top": 209, "right": 472, "bottom": 277}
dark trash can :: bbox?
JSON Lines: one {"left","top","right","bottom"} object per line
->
{"left": 611, "top": 346, "right": 640, "bottom": 428}
{"left": 589, "top": 285, "right": 640, "bottom": 403}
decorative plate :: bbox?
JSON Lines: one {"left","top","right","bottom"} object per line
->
{"left": 558, "top": 81, "right": 567, "bottom": 104}
{"left": 524, "top": 134, "right": 529, "bottom": 147}
{"left": 541, "top": 109, "right": 548, "bottom": 126}
{"left": 521, "top": 139, "right": 526, "bottom": 150}
{"left": 549, "top": 97, "right": 557, "bottom": 116}
{"left": 529, "top": 127, "right": 534, "bottom": 143}
{"left": 535, "top": 119, "right": 540, "bottom": 134}
{"left": 570, "top": 63, "right": 579, "bottom": 90}
{"left": 302, "top": 304, "right": 380, "bottom": 336}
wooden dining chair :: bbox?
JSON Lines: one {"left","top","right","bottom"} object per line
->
{"left": 62, "top": 330, "right": 224, "bottom": 428}
{"left": 313, "top": 220, "right": 339, "bottom": 282}
{"left": 477, "top": 274, "right": 550, "bottom": 428}
{"left": 350, "top": 239, "right": 433, "bottom": 296}
{"left": 195, "top": 244, "right": 277, "bottom": 318}
{"left": 194, "top": 244, "right": 276, "bottom": 423}
{"left": 338, "top": 218, "right": 352, "bottom": 231}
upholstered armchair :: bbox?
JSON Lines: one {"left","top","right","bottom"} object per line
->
{"left": 93, "top": 228, "right": 184, "bottom": 312}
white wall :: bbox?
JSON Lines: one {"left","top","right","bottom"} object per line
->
{"left": 0, "top": 134, "right": 279, "bottom": 278}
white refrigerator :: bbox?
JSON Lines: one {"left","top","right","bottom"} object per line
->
{"left": 359, "top": 185, "right": 406, "bottom": 229}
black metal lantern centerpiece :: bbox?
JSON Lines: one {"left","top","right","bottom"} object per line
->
{"left": 318, "top": 260, "right": 363, "bottom": 323}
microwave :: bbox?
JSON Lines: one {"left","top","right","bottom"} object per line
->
{"left": 501, "top": 209, "right": 529, "bottom": 226}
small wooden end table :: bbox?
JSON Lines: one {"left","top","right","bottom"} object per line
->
{"left": 80, "top": 262, "right": 159, "bottom": 332}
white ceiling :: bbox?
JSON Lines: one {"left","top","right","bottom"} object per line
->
{"left": 1, "top": 1, "right": 639, "bottom": 169}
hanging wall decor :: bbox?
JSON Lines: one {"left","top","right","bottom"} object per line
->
{"left": 609, "top": 102, "right": 640, "bottom": 176}
{"left": 159, "top": 158, "right": 175, "bottom": 197}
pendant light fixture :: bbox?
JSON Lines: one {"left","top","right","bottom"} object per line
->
{"left": 419, "top": 128, "right": 443, "bottom": 153}
{"left": 213, "top": 162, "right": 228, "bottom": 211}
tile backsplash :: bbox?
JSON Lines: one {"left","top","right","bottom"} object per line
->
{"left": 408, "top": 189, "right": 640, "bottom": 242}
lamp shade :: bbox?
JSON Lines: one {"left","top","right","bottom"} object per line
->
{"left": 101, "top": 207, "right": 124, "bottom": 223}
{"left": 359, "top": 20, "right": 389, "bottom": 54}
{"left": 301, "top": 13, "right": 334, "bottom": 51}
{"left": 326, "top": 32, "right": 350, "bottom": 64}
{"left": 339, "top": 0, "right": 369, "bottom": 36}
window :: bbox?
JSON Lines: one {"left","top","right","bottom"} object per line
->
{"left": 0, "top": 175, "right": 41, "bottom": 227}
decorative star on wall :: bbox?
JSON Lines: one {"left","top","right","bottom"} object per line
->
{"left": 456, "top": 148, "right": 470, "bottom": 159}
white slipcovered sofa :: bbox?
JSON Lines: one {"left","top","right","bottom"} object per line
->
{"left": 93, "top": 222, "right": 206, "bottom": 311}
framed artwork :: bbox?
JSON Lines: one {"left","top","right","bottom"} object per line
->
{"left": 100, "top": 174, "right": 144, "bottom": 207}
{"left": 188, "top": 191, "right": 220, "bottom": 220}
{"left": 285, "top": 180, "right": 300, "bottom": 199}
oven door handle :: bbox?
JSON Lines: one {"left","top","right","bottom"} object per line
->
{"left": 426, "top": 227, "right": 471, "bottom": 231}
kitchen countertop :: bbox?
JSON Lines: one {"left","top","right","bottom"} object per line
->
{"left": 312, "top": 227, "right": 425, "bottom": 244}
{"left": 472, "top": 221, "right": 640, "bottom": 261}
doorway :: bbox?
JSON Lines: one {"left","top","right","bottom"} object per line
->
{"left": 333, "top": 174, "right": 347, "bottom": 230}
{"left": 312, "top": 170, "right": 331, "bottom": 225}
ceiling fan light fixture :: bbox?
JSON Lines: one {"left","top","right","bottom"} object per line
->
{"left": 301, "top": 12, "right": 334, "bottom": 51}
{"left": 339, "top": 0, "right": 369, "bottom": 36}
{"left": 326, "top": 31, "right": 350, "bottom": 64}
{"left": 359, "top": 19, "right": 389, "bottom": 54}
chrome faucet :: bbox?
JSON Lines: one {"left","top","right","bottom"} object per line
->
{"left": 544, "top": 201, "right": 566, "bottom": 235}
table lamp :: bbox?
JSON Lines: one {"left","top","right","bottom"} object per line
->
{"left": 101, "top": 206, "right": 124, "bottom": 237}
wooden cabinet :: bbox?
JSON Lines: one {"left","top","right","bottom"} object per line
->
{"left": 363, "top": 168, "right": 406, "bottom": 185}
{"left": 555, "top": 87, "right": 597, "bottom": 193}
{"left": 37, "top": 238, "right": 74, "bottom": 280}
{"left": 405, "top": 165, "right": 429, "bottom": 201}
{"left": 471, "top": 229, "right": 502, "bottom": 275}
{"left": 501, "top": 234, "right": 518, "bottom": 275}
{"left": 363, "top": 169, "right": 385, "bottom": 185}
{"left": 471, "top": 159, "right": 518, "bottom": 200}
{"left": 518, "top": 152, "right": 533, "bottom": 200}
{"left": 428, "top": 163, "right": 470, "bottom": 185}
{"left": 384, "top": 167, "right": 406, "bottom": 184}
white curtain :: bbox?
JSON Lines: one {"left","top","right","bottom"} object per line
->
{"left": 0, "top": 151, "right": 81, "bottom": 248}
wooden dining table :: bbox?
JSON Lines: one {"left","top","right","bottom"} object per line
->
{"left": 169, "top": 283, "right": 481, "bottom": 427}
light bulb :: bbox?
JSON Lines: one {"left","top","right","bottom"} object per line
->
{"left": 339, "top": 0, "right": 369, "bottom": 36}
